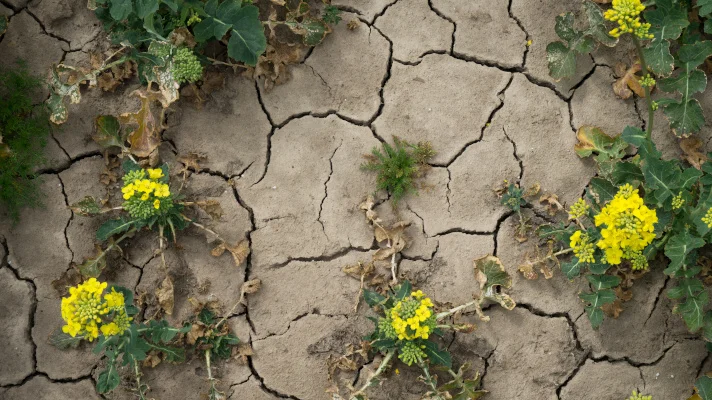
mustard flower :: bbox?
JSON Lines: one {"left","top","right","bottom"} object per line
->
{"left": 61, "top": 278, "right": 109, "bottom": 341}
{"left": 604, "top": 0, "right": 653, "bottom": 39}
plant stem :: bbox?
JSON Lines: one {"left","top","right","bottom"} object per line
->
{"left": 435, "top": 300, "right": 478, "bottom": 321}
{"left": 350, "top": 350, "right": 395, "bottom": 400}
{"left": 632, "top": 36, "right": 654, "bottom": 138}
{"left": 418, "top": 361, "right": 440, "bottom": 394}
{"left": 133, "top": 359, "right": 147, "bottom": 400}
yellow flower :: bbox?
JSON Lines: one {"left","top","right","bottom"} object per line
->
{"left": 628, "top": 390, "right": 652, "bottom": 400}
{"left": 594, "top": 184, "right": 657, "bottom": 265}
{"left": 569, "top": 198, "right": 589, "bottom": 220}
{"left": 390, "top": 293, "right": 436, "bottom": 341}
{"left": 154, "top": 199, "right": 161, "bottom": 209}
{"left": 147, "top": 168, "right": 164, "bottom": 180}
{"left": 604, "top": 0, "right": 653, "bottom": 39}
{"left": 60, "top": 278, "right": 110, "bottom": 341}
{"left": 570, "top": 230, "right": 596, "bottom": 263}
{"left": 104, "top": 287, "right": 125, "bottom": 311}
{"left": 100, "top": 309, "right": 132, "bottom": 337}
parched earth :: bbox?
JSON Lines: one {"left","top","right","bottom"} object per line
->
{"left": 1, "top": 0, "right": 712, "bottom": 399}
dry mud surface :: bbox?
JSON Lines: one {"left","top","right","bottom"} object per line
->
{"left": 1, "top": 0, "right": 712, "bottom": 399}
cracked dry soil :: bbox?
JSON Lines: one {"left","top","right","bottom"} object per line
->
{"left": 1, "top": 0, "right": 712, "bottom": 399}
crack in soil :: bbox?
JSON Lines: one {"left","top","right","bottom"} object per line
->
{"left": 55, "top": 173, "right": 75, "bottom": 262}
{"left": 508, "top": 0, "right": 530, "bottom": 68}
{"left": 0, "top": 237, "right": 39, "bottom": 386}
{"left": 427, "top": 0, "right": 456, "bottom": 56}
{"left": 318, "top": 140, "right": 343, "bottom": 237}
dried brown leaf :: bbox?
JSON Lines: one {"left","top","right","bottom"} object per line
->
{"left": 143, "top": 352, "right": 162, "bottom": 368}
{"left": 680, "top": 136, "right": 707, "bottom": 170}
{"left": 195, "top": 200, "right": 224, "bottom": 220}
{"left": 613, "top": 63, "right": 646, "bottom": 100}
{"left": 177, "top": 152, "right": 207, "bottom": 172}
{"left": 187, "top": 323, "right": 206, "bottom": 345}
{"left": 347, "top": 19, "right": 360, "bottom": 30}
{"left": 239, "top": 279, "right": 262, "bottom": 304}
{"left": 120, "top": 89, "right": 163, "bottom": 158}
{"left": 169, "top": 27, "right": 197, "bottom": 48}
{"left": 602, "top": 299, "right": 624, "bottom": 318}
{"left": 156, "top": 276, "right": 175, "bottom": 315}
{"left": 220, "top": 240, "right": 250, "bottom": 267}
{"left": 539, "top": 193, "right": 564, "bottom": 216}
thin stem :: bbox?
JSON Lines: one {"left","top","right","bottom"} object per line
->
{"left": 133, "top": 360, "right": 147, "bottom": 400}
{"left": 418, "top": 361, "right": 439, "bottom": 394}
{"left": 435, "top": 300, "right": 478, "bottom": 321}
{"left": 633, "top": 36, "right": 654, "bottom": 138}
{"left": 350, "top": 350, "right": 395, "bottom": 400}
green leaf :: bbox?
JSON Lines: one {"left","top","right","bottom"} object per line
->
{"left": 149, "top": 343, "right": 185, "bottom": 363}
{"left": 198, "top": 308, "right": 215, "bottom": 325}
{"left": 664, "top": 231, "right": 705, "bottom": 275}
{"left": 573, "top": 126, "right": 626, "bottom": 161}
{"left": 643, "top": 39, "right": 675, "bottom": 76}
{"left": 109, "top": 285, "right": 135, "bottom": 307}
{"left": 561, "top": 257, "right": 582, "bottom": 279}
{"left": 583, "top": 1, "right": 617, "bottom": 47}
{"left": 698, "top": 0, "right": 712, "bottom": 17}
{"left": 536, "top": 223, "right": 575, "bottom": 243}
{"left": 97, "top": 218, "right": 134, "bottom": 242}
{"left": 612, "top": 162, "right": 643, "bottom": 185}
{"left": 122, "top": 158, "right": 141, "bottom": 173}
{"left": 70, "top": 196, "right": 103, "bottom": 217}
{"left": 123, "top": 325, "right": 151, "bottom": 366}
{"left": 110, "top": 0, "right": 133, "bottom": 21}
{"left": 642, "top": 157, "right": 679, "bottom": 204}
{"left": 0, "top": 15, "right": 7, "bottom": 37}
{"left": 49, "top": 328, "right": 83, "bottom": 350}
{"left": 135, "top": 0, "right": 158, "bottom": 19}
{"left": 96, "top": 360, "right": 120, "bottom": 393}
{"left": 580, "top": 289, "right": 616, "bottom": 329}
{"left": 667, "top": 277, "right": 704, "bottom": 299}
{"left": 546, "top": 41, "right": 579, "bottom": 81}
{"left": 393, "top": 280, "right": 412, "bottom": 301}
{"left": 663, "top": 98, "right": 705, "bottom": 136}
{"left": 584, "top": 306, "right": 605, "bottom": 329}
{"left": 678, "top": 41, "right": 712, "bottom": 69}
{"left": 473, "top": 255, "right": 512, "bottom": 291}
{"left": 363, "top": 289, "right": 386, "bottom": 308}
{"left": 658, "top": 69, "right": 707, "bottom": 96}
{"left": 421, "top": 340, "right": 452, "bottom": 368}
{"left": 675, "top": 290, "right": 708, "bottom": 332}
{"left": 286, "top": 18, "right": 329, "bottom": 46}
{"left": 695, "top": 375, "right": 712, "bottom": 400}
{"left": 645, "top": 0, "right": 689, "bottom": 40}
{"left": 589, "top": 177, "right": 618, "bottom": 204}
{"left": 370, "top": 338, "right": 396, "bottom": 351}
{"left": 587, "top": 274, "right": 621, "bottom": 290}
{"left": 225, "top": 5, "right": 266, "bottom": 66}
{"left": 76, "top": 253, "right": 107, "bottom": 278}
{"left": 93, "top": 115, "right": 123, "bottom": 149}
{"left": 587, "top": 261, "right": 610, "bottom": 275}
{"left": 680, "top": 167, "right": 703, "bottom": 190}
{"left": 620, "top": 125, "right": 647, "bottom": 147}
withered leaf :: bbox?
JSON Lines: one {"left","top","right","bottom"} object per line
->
{"left": 196, "top": 200, "right": 223, "bottom": 220}
{"left": 539, "top": 193, "right": 564, "bottom": 216}
{"left": 212, "top": 240, "right": 250, "bottom": 267}
{"left": 680, "top": 136, "right": 707, "bottom": 170}
{"left": 177, "top": 152, "right": 207, "bottom": 172}
{"left": 602, "top": 299, "right": 624, "bottom": 318}
{"left": 119, "top": 89, "right": 164, "bottom": 158}
{"left": 235, "top": 342, "right": 253, "bottom": 363}
{"left": 613, "top": 63, "right": 646, "bottom": 100}
{"left": 70, "top": 196, "right": 103, "bottom": 216}
{"left": 239, "top": 279, "right": 262, "bottom": 305}
{"left": 187, "top": 323, "right": 206, "bottom": 345}
{"left": 76, "top": 245, "right": 108, "bottom": 278}
{"left": 156, "top": 276, "right": 175, "bottom": 315}
{"left": 169, "top": 27, "right": 197, "bottom": 48}
{"left": 347, "top": 19, "right": 360, "bottom": 30}
{"left": 143, "top": 352, "right": 162, "bottom": 368}
{"left": 52, "top": 268, "right": 83, "bottom": 297}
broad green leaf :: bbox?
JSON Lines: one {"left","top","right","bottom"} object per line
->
{"left": 371, "top": 338, "right": 396, "bottom": 351}
{"left": 286, "top": 18, "right": 329, "bottom": 46}
{"left": 76, "top": 252, "right": 107, "bottom": 278}
{"left": 473, "top": 255, "right": 512, "bottom": 291}
{"left": 49, "top": 328, "right": 83, "bottom": 350}
{"left": 363, "top": 289, "right": 386, "bottom": 308}
{"left": 643, "top": 39, "right": 675, "bottom": 76}
{"left": 573, "top": 126, "right": 626, "bottom": 161}
{"left": 583, "top": 1, "right": 617, "bottom": 47}
{"left": 97, "top": 361, "right": 120, "bottom": 393}
{"left": 699, "top": 0, "right": 712, "bottom": 17}
{"left": 546, "top": 41, "right": 578, "bottom": 81}
{"left": 680, "top": 167, "right": 703, "bottom": 190}
{"left": 93, "top": 115, "right": 123, "bottom": 149}
{"left": 658, "top": 69, "right": 707, "bottom": 95}
{"left": 584, "top": 306, "right": 605, "bottom": 329}
{"left": 620, "top": 125, "right": 647, "bottom": 147}
{"left": 695, "top": 375, "right": 712, "bottom": 400}
{"left": 589, "top": 177, "right": 617, "bottom": 204}
{"left": 612, "top": 162, "right": 643, "bottom": 185}
{"left": 675, "top": 291, "right": 708, "bottom": 332}
{"left": 579, "top": 289, "right": 616, "bottom": 308}
{"left": 135, "top": 0, "right": 159, "bottom": 19}
{"left": 421, "top": 340, "right": 452, "bottom": 368}
{"left": 226, "top": 5, "right": 266, "bottom": 66}
{"left": 70, "top": 196, "right": 103, "bottom": 216}
{"left": 664, "top": 231, "right": 705, "bottom": 274}
{"left": 123, "top": 325, "right": 151, "bottom": 366}
{"left": 664, "top": 99, "right": 705, "bottom": 137}
{"left": 561, "top": 258, "right": 582, "bottom": 279}
{"left": 149, "top": 343, "right": 185, "bottom": 363}
{"left": 587, "top": 274, "right": 621, "bottom": 290}
{"left": 110, "top": 0, "right": 133, "bottom": 21}
{"left": 667, "top": 277, "right": 704, "bottom": 299}
{"left": 645, "top": 0, "right": 689, "bottom": 40}
{"left": 393, "top": 280, "right": 412, "bottom": 301}
{"left": 678, "top": 41, "right": 712, "bottom": 69}
{"left": 97, "top": 218, "right": 134, "bottom": 242}
{"left": 587, "top": 261, "right": 610, "bottom": 275}
{"left": 642, "top": 157, "right": 679, "bottom": 203}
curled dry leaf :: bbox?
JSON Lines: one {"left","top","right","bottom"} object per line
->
{"left": 347, "top": 19, "right": 360, "bottom": 30}
{"left": 177, "top": 152, "right": 208, "bottom": 172}
{"left": 119, "top": 89, "right": 164, "bottom": 158}
{"left": 195, "top": 200, "right": 224, "bottom": 220}
{"left": 473, "top": 255, "right": 516, "bottom": 311}
{"left": 239, "top": 279, "right": 262, "bottom": 304}
{"left": 211, "top": 240, "right": 250, "bottom": 267}
{"left": 235, "top": 342, "right": 254, "bottom": 363}
{"left": 680, "top": 136, "right": 707, "bottom": 170}
{"left": 187, "top": 323, "right": 206, "bottom": 345}
{"left": 156, "top": 275, "right": 175, "bottom": 315}
{"left": 613, "top": 62, "right": 647, "bottom": 100}
{"left": 539, "top": 193, "right": 564, "bottom": 216}
{"left": 143, "top": 352, "right": 162, "bottom": 368}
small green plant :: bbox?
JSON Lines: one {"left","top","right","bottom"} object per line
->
{"left": 52, "top": 278, "right": 190, "bottom": 397}
{"left": 70, "top": 161, "right": 249, "bottom": 279}
{"left": 628, "top": 390, "right": 652, "bottom": 400}
{"left": 362, "top": 138, "right": 434, "bottom": 205}
{"left": 547, "top": 0, "right": 712, "bottom": 137}
{"left": 0, "top": 61, "right": 50, "bottom": 221}
{"left": 333, "top": 256, "right": 516, "bottom": 399}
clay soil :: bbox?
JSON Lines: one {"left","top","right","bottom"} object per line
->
{"left": 1, "top": 0, "right": 711, "bottom": 399}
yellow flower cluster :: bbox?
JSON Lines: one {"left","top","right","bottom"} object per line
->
{"left": 595, "top": 184, "right": 657, "bottom": 265}
{"left": 60, "top": 279, "right": 131, "bottom": 341}
{"left": 390, "top": 290, "right": 435, "bottom": 341}
{"left": 628, "top": 391, "right": 652, "bottom": 400}
{"left": 672, "top": 192, "right": 684, "bottom": 210}
{"left": 703, "top": 207, "right": 712, "bottom": 228}
{"left": 604, "top": 0, "right": 653, "bottom": 39}
{"left": 122, "top": 168, "right": 170, "bottom": 210}
{"left": 570, "top": 230, "right": 596, "bottom": 263}
{"left": 569, "top": 198, "right": 590, "bottom": 220}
